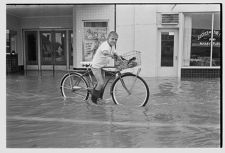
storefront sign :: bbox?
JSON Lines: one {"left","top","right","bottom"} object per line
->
{"left": 193, "top": 29, "right": 221, "bottom": 47}
{"left": 197, "top": 30, "right": 221, "bottom": 40}
{"left": 199, "top": 42, "right": 220, "bottom": 47}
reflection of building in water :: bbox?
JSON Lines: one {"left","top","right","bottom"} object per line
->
{"left": 6, "top": 4, "right": 221, "bottom": 77}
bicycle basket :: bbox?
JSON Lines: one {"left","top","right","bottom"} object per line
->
{"left": 115, "top": 50, "right": 141, "bottom": 70}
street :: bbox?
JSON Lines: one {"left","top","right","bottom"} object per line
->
{"left": 6, "top": 71, "right": 220, "bottom": 148}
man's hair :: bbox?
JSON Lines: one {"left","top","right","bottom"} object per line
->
{"left": 107, "top": 31, "right": 118, "bottom": 39}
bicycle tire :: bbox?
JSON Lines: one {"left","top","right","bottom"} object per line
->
{"left": 60, "top": 72, "right": 89, "bottom": 101}
{"left": 111, "top": 73, "right": 150, "bottom": 107}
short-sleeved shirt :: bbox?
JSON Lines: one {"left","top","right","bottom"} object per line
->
{"left": 91, "top": 41, "right": 116, "bottom": 68}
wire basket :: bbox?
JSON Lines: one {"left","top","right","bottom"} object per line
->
{"left": 115, "top": 50, "right": 141, "bottom": 71}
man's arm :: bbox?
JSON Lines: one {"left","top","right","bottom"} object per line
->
{"left": 102, "top": 50, "right": 116, "bottom": 58}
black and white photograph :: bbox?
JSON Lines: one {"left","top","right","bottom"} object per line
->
{"left": 2, "top": 0, "right": 223, "bottom": 150}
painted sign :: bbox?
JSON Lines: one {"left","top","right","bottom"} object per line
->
{"left": 83, "top": 23, "right": 107, "bottom": 61}
{"left": 192, "top": 29, "right": 221, "bottom": 47}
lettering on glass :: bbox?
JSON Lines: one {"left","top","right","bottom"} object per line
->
{"left": 194, "top": 30, "right": 221, "bottom": 47}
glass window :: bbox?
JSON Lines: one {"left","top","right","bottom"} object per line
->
{"left": 6, "top": 30, "right": 10, "bottom": 54}
{"left": 183, "top": 12, "right": 221, "bottom": 67}
{"left": 212, "top": 13, "right": 221, "bottom": 66}
{"left": 190, "top": 13, "right": 212, "bottom": 66}
{"left": 6, "top": 30, "right": 17, "bottom": 54}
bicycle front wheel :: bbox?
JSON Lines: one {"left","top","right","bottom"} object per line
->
{"left": 60, "top": 72, "right": 89, "bottom": 101}
{"left": 111, "top": 73, "right": 149, "bottom": 107}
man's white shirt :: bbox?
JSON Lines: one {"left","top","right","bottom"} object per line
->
{"left": 91, "top": 41, "right": 116, "bottom": 68}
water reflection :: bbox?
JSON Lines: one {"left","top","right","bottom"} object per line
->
{"left": 6, "top": 71, "right": 220, "bottom": 147}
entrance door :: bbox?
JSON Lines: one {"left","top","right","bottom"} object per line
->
{"left": 157, "top": 29, "right": 179, "bottom": 77}
{"left": 40, "top": 31, "right": 66, "bottom": 70}
{"left": 25, "top": 31, "right": 38, "bottom": 65}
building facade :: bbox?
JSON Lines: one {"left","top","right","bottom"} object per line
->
{"left": 6, "top": 4, "right": 221, "bottom": 77}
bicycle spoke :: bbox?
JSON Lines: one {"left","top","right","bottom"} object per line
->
{"left": 61, "top": 73, "right": 89, "bottom": 101}
{"left": 115, "top": 89, "right": 145, "bottom": 102}
{"left": 72, "top": 92, "right": 86, "bottom": 98}
{"left": 62, "top": 85, "right": 72, "bottom": 90}
{"left": 112, "top": 74, "right": 149, "bottom": 107}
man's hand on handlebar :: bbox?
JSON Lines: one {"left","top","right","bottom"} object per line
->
{"left": 113, "top": 53, "right": 124, "bottom": 61}
{"left": 113, "top": 53, "right": 118, "bottom": 59}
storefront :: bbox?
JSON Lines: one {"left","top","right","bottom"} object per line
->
{"left": 7, "top": 5, "right": 74, "bottom": 71}
{"left": 23, "top": 29, "right": 73, "bottom": 71}
{"left": 181, "top": 12, "right": 221, "bottom": 77}
{"left": 6, "top": 4, "right": 221, "bottom": 77}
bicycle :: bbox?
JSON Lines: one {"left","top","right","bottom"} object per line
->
{"left": 60, "top": 51, "right": 150, "bottom": 107}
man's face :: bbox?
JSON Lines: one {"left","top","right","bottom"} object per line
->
{"left": 107, "top": 35, "right": 118, "bottom": 46}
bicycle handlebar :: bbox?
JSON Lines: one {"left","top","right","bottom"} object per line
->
{"left": 80, "top": 61, "right": 92, "bottom": 67}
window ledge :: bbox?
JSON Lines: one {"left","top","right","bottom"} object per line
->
{"left": 181, "top": 66, "right": 220, "bottom": 69}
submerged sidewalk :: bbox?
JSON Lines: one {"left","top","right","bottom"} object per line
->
{"left": 6, "top": 71, "right": 221, "bottom": 148}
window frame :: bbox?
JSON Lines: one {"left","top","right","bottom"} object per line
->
{"left": 182, "top": 12, "right": 221, "bottom": 68}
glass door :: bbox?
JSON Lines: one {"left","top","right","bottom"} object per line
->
{"left": 25, "top": 31, "right": 38, "bottom": 65}
{"left": 158, "top": 29, "right": 179, "bottom": 77}
{"left": 54, "top": 31, "right": 66, "bottom": 65}
{"left": 40, "top": 31, "right": 66, "bottom": 69}
{"left": 40, "top": 31, "right": 53, "bottom": 65}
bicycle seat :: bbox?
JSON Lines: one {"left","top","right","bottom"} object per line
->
{"left": 102, "top": 67, "right": 119, "bottom": 72}
{"left": 80, "top": 61, "right": 92, "bottom": 67}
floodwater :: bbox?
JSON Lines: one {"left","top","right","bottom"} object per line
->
{"left": 6, "top": 71, "right": 221, "bottom": 148}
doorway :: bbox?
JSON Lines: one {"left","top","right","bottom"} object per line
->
{"left": 25, "top": 31, "right": 38, "bottom": 65}
{"left": 157, "top": 29, "right": 179, "bottom": 77}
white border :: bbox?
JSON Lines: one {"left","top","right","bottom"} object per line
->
{"left": 1, "top": 0, "right": 224, "bottom": 153}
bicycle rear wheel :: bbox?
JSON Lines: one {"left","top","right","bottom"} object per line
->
{"left": 60, "top": 72, "right": 89, "bottom": 101}
{"left": 111, "top": 73, "right": 149, "bottom": 107}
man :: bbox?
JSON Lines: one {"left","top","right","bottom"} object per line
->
{"left": 91, "top": 31, "right": 119, "bottom": 104}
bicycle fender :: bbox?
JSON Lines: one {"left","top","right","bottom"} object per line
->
{"left": 60, "top": 72, "right": 90, "bottom": 87}
{"left": 116, "top": 72, "right": 135, "bottom": 79}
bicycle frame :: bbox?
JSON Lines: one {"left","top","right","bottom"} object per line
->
{"left": 65, "top": 66, "right": 141, "bottom": 97}
{"left": 83, "top": 67, "right": 117, "bottom": 91}
{"left": 85, "top": 67, "right": 141, "bottom": 96}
